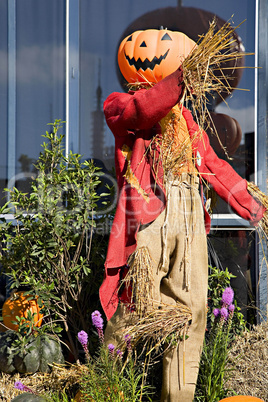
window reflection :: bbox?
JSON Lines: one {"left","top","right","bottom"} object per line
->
{"left": 1, "top": 0, "right": 65, "bottom": 206}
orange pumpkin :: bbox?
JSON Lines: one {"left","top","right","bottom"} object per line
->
{"left": 219, "top": 396, "right": 264, "bottom": 402}
{"left": 2, "top": 291, "right": 44, "bottom": 331}
{"left": 118, "top": 28, "right": 196, "bottom": 84}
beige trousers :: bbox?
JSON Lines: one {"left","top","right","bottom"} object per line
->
{"left": 105, "top": 174, "right": 208, "bottom": 402}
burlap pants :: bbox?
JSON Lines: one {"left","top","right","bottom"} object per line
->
{"left": 105, "top": 173, "right": 208, "bottom": 402}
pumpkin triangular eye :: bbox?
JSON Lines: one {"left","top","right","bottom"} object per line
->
{"left": 161, "top": 33, "right": 172, "bottom": 41}
{"left": 127, "top": 35, "right": 132, "bottom": 42}
{"left": 140, "top": 41, "right": 147, "bottom": 47}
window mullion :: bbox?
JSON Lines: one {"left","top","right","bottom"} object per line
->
{"left": 7, "top": 0, "right": 16, "bottom": 190}
{"left": 65, "top": 0, "right": 80, "bottom": 156}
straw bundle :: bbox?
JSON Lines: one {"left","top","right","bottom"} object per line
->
{"left": 122, "top": 247, "right": 192, "bottom": 353}
{"left": 247, "top": 182, "right": 268, "bottom": 240}
{"left": 122, "top": 246, "right": 154, "bottom": 316}
{"left": 125, "top": 300, "right": 192, "bottom": 354}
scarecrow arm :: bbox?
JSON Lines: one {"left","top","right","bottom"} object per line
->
{"left": 201, "top": 132, "right": 266, "bottom": 224}
{"left": 104, "top": 67, "right": 184, "bottom": 135}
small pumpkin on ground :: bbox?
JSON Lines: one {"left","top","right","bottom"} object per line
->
{"left": 0, "top": 330, "right": 64, "bottom": 374}
{"left": 2, "top": 291, "right": 44, "bottom": 331}
{"left": 219, "top": 396, "right": 265, "bottom": 401}
{"left": 11, "top": 393, "right": 47, "bottom": 401}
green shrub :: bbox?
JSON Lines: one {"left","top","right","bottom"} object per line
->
{"left": 0, "top": 120, "right": 112, "bottom": 362}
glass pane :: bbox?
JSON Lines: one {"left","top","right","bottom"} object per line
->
{"left": 4, "top": 0, "right": 65, "bottom": 203}
{"left": 183, "top": 1, "right": 256, "bottom": 215}
{"left": 79, "top": 0, "right": 179, "bottom": 169}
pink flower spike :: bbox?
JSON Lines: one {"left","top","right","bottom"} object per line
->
{"left": 91, "top": 310, "right": 104, "bottom": 330}
{"left": 78, "top": 330, "right": 88, "bottom": 347}
{"left": 213, "top": 308, "right": 220, "bottom": 317}
{"left": 117, "top": 349, "right": 123, "bottom": 358}
{"left": 228, "top": 303, "right": 235, "bottom": 312}
{"left": 220, "top": 307, "right": 229, "bottom": 321}
{"left": 108, "top": 343, "right": 115, "bottom": 352}
{"left": 222, "top": 287, "right": 234, "bottom": 306}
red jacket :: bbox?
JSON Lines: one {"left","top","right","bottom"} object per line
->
{"left": 100, "top": 67, "right": 265, "bottom": 320}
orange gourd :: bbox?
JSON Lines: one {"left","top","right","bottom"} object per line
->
{"left": 118, "top": 28, "right": 196, "bottom": 84}
{"left": 2, "top": 291, "right": 43, "bottom": 331}
{"left": 219, "top": 396, "right": 264, "bottom": 402}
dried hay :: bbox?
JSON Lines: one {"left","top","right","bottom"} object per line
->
{"left": 123, "top": 246, "right": 154, "bottom": 316}
{"left": 122, "top": 247, "right": 192, "bottom": 355}
{"left": 225, "top": 321, "right": 268, "bottom": 400}
{"left": 125, "top": 300, "right": 192, "bottom": 354}
{"left": 0, "top": 363, "right": 83, "bottom": 401}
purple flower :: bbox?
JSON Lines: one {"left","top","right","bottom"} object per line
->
{"left": 220, "top": 307, "right": 229, "bottom": 320}
{"left": 78, "top": 330, "right": 88, "bottom": 346}
{"left": 108, "top": 343, "right": 115, "bottom": 352}
{"left": 14, "top": 381, "right": 35, "bottom": 394}
{"left": 108, "top": 343, "right": 115, "bottom": 358}
{"left": 78, "top": 330, "right": 90, "bottom": 361}
{"left": 228, "top": 303, "right": 235, "bottom": 312}
{"left": 91, "top": 310, "right": 104, "bottom": 330}
{"left": 213, "top": 308, "right": 220, "bottom": 318}
{"left": 124, "top": 334, "right": 132, "bottom": 351}
{"left": 117, "top": 349, "right": 123, "bottom": 358}
{"left": 91, "top": 310, "right": 104, "bottom": 343}
{"left": 221, "top": 287, "right": 234, "bottom": 307}
{"left": 14, "top": 381, "right": 24, "bottom": 391}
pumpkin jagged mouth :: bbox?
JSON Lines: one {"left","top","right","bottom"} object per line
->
{"left": 124, "top": 49, "right": 170, "bottom": 71}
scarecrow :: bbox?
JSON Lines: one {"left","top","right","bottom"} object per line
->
{"left": 99, "top": 21, "right": 268, "bottom": 402}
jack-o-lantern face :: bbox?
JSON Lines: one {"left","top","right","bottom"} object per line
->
{"left": 118, "top": 28, "right": 197, "bottom": 84}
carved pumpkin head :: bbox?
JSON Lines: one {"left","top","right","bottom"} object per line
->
{"left": 118, "top": 28, "right": 196, "bottom": 84}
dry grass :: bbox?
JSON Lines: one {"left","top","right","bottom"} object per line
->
{"left": 0, "top": 363, "right": 82, "bottom": 401}
{"left": 225, "top": 321, "right": 268, "bottom": 400}
{"left": 125, "top": 300, "right": 192, "bottom": 355}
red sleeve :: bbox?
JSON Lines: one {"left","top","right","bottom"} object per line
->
{"left": 182, "top": 107, "right": 265, "bottom": 224}
{"left": 103, "top": 67, "right": 184, "bottom": 136}
{"left": 201, "top": 133, "right": 265, "bottom": 224}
